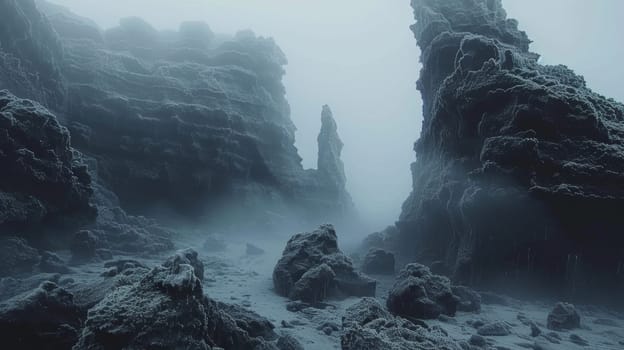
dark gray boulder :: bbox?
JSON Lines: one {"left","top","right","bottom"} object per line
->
{"left": 362, "top": 248, "right": 395, "bottom": 275}
{"left": 163, "top": 248, "right": 205, "bottom": 281}
{"left": 386, "top": 263, "right": 459, "bottom": 319}
{"left": 476, "top": 321, "right": 511, "bottom": 336}
{"left": 0, "top": 281, "right": 82, "bottom": 350}
{"left": 273, "top": 224, "right": 376, "bottom": 303}
{"left": 341, "top": 297, "right": 461, "bottom": 350}
{"left": 546, "top": 302, "right": 580, "bottom": 331}
{"left": 391, "top": 0, "right": 624, "bottom": 300}
{"left": 276, "top": 334, "right": 304, "bottom": 350}
{"left": 74, "top": 249, "right": 281, "bottom": 350}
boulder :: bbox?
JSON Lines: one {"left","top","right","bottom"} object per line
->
{"left": 386, "top": 263, "right": 459, "bottom": 319}
{"left": 276, "top": 334, "right": 303, "bottom": 350}
{"left": 341, "top": 297, "right": 461, "bottom": 350}
{"left": 0, "top": 281, "right": 82, "bottom": 350}
{"left": 163, "top": 248, "right": 204, "bottom": 281}
{"left": 476, "top": 321, "right": 512, "bottom": 336}
{"left": 74, "top": 249, "right": 279, "bottom": 350}
{"left": 361, "top": 248, "right": 395, "bottom": 275}
{"left": 547, "top": 302, "right": 580, "bottom": 331}
{"left": 273, "top": 224, "right": 376, "bottom": 302}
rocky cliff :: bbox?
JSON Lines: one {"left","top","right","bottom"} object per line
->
{"left": 394, "top": 0, "right": 624, "bottom": 300}
{"left": 0, "top": 0, "right": 354, "bottom": 235}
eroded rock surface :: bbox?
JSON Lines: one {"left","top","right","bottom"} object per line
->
{"left": 361, "top": 248, "right": 395, "bottom": 275}
{"left": 386, "top": 263, "right": 459, "bottom": 319}
{"left": 341, "top": 297, "right": 462, "bottom": 350}
{"left": 74, "top": 249, "right": 283, "bottom": 350}
{"left": 273, "top": 224, "right": 376, "bottom": 302}
{"left": 391, "top": 0, "right": 624, "bottom": 299}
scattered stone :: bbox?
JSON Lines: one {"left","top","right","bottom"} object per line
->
{"left": 452, "top": 285, "right": 481, "bottom": 312}
{"left": 361, "top": 248, "right": 395, "bottom": 275}
{"left": 285, "top": 301, "right": 310, "bottom": 312}
{"left": 281, "top": 320, "right": 294, "bottom": 328}
{"left": 218, "top": 302, "right": 277, "bottom": 340}
{"left": 477, "top": 321, "right": 512, "bottom": 336}
{"left": 386, "top": 263, "right": 459, "bottom": 319}
{"left": 273, "top": 225, "right": 376, "bottom": 302}
{"left": 246, "top": 243, "right": 265, "bottom": 256}
{"left": 0, "top": 281, "right": 82, "bottom": 350}
{"left": 569, "top": 333, "right": 589, "bottom": 346}
{"left": 547, "top": 302, "right": 580, "bottom": 331}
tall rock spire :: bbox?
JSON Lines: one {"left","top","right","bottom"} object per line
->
{"left": 317, "top": 105, "right": 347, "bottom": 189}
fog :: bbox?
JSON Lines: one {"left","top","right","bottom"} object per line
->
{"left": 48, "top": 0, "right": 624, "bottom": 232}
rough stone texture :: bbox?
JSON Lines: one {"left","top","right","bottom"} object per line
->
{"left": 273, "top": 224, "right": 376, "bottom": 302}
{"left": 476, "top": 321, "right": 511, "bottom": 336}
{"left": 393, "top": 0, "right": 624, "bottom": 298}
{"left": 35, "top": 2, "right": 353, "bottom": 226}
{"left": 546, "top": 302, "right": 580, "bottom": 331}
{"left": 0, "top": 281, "right": 82, "bottom": 350}
{"left": 362, "top": 248, "right": 395, "bottom": 275}
{"left": 74, "top": 249, "right": 281, "bottom": 350}
{"left": 386, "top": 263, "right": 459, "bottom": 319}
{"left": 0, "top": 236, "right": 40, "bottom": 276}
{"left": 0, "top": 0, "right": 66, "bottom": 109}
{"left": 39, "top": 251, "right": 71, "bottom": 274}
{"left": 0, "top": 90, "right": 95, "bottom": 232}
{"left": 341, "top": 297, "right": 462, "bottom": 350}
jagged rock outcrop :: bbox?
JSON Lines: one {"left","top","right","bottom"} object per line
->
{"left": 273, "top": 225, "right": 376, "bottom": 302}
{"left": 0, "top": 90, "right": 95, "bottom": 232}
{"left": 361, "top": 248, "right": 395, "bottom": 275}
{"left": 392, "top": 0, "right": 624, "bottom": 299}
{"left": 74, "top": 249, "right": 287, "bottom": 350}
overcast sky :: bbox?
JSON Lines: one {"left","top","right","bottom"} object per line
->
{"left": 49, "top": 0, "right": 624, "bottom": 231}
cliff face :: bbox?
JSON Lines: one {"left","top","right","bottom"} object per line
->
{"left": 0, "top": 0, "right": 66, "bottom": 109}
{"left": 0, "top": 0, "right": 354, "bottom": 232}
{"left": 397, "top": 0, "right": 624, "bottom": 297}
{"left": 0, "top": 90, "right": 94, "bottom": 232}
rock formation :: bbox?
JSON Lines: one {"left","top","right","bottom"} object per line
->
{"left": 386, "top": 263, "right": 458, "bottom": 319}
{"left": 0, "top": 90, "right": 95, "bottom": 233}
{"left": 341, "top": 297, "right": 462, "bottom": 350}
{"left": 390, "top": 0, "right": 624, "bottom": 299}
{"left": 273, "top": 225, "right": 376, "bottom": 302}
{"left": 37, "top": 2, "right": 353, "bottom": 226}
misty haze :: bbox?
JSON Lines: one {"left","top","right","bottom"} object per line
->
{"left": 0, "top": 0, "right": 623, "bottom": 349}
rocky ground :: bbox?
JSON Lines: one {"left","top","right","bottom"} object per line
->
{"left": 3, "top": 228, "right": 621, "bottom": 349}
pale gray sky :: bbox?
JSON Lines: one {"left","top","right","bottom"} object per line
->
{"left": 48, "top": 0, "right": 624, "bottom": 231}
